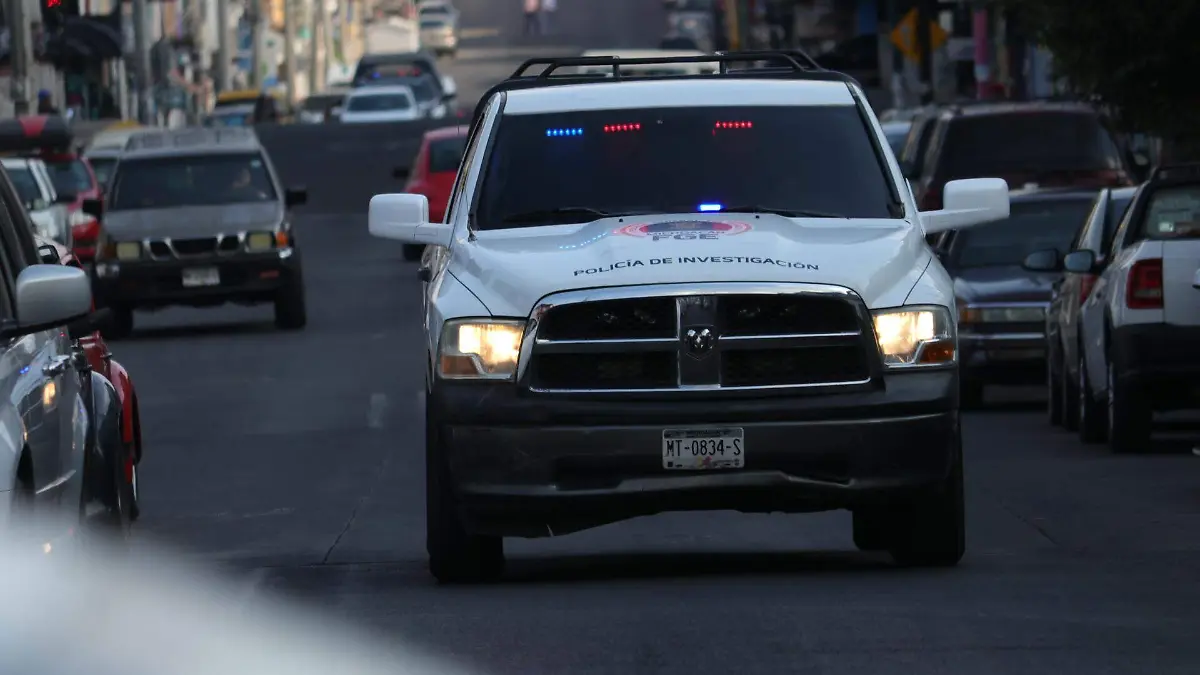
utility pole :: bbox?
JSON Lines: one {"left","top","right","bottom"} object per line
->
{"left": 216, "top": 0, "right": 231, "bottom": 93}
{"left": 8, "top": 0, "right": 30, "bottom": 115}
{"left": 318, "top": 0, "right": 333, "bottom": 86}
{"left": 915, "top": 0, "right": 935, "bottom": 104}
{"left": 283, "top": 0, "right": 297, "bottom": 104}
{"left": 132, "top": 0, "right": 153, "bottom": 123}
{"left": 307, "top": 0, "right": 320, "bottom": 96}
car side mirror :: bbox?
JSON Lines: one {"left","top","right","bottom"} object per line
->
{"left": 920, "top": 178, "right": 1011, "bottom": 235}
{"left": 1022, "top": 248, "right": 1062, "bottom": 272}
{"left": 369, "top": 193, "right": 454, "bottom": 248}
{"left": 392, "top": 166, "right": 409, "bottom": 180}
{"left": 67, "top": 307, "right": 112, "bottom": 341}
{"left": 37, "top": 243, "right": 60, "bottom": 264}
{"left": 81, "top": 198, "right": 104, "bottom": 219}
{"left": 285, "top": 186, "right": 308, "bottom": 208}
{"left": 1, "top": 265, "right": 92, "bottom": 339}
{"left": 1062, "top": 249, "right": 1098, "bottom": 274}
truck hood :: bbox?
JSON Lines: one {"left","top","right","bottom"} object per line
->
{"left": 102, "top": 203, "right": 283, "bottom": 241}
{"left": 449, "top": 213, "right": 931, "bottom": 317}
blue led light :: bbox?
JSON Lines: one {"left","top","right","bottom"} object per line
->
{"left": 698, "top": 203, "right": 723, "bottom": 212}
{"left": 546, "top": 127, "right": 584, "bottom": 137}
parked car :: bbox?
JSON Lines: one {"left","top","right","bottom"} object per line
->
{"left": 394, "top": 124, "right": 469, "bottom": 261}
{"left": 1, "top": 157, "right": 72, "bottom": 247}
{"left": 418, "top": 3, "right": 460, "bottom": 57}
{"left": 339, "top": 85, "right": 423, "bottom": 123}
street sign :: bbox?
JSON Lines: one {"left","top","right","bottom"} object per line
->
{"left": 890, "top": 8, "right": 948, "bottom": 63}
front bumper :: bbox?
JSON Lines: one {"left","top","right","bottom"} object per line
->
{"left": 958, "top": 331, "right": 1045, "bottom": 385}
{"left": 92, "top": 248, "right": 299, "bottom": 310}
{"left": 429, "top": 370, "right": 960, "bottom": 537}
{"left": 1110, "top": 324, "right": 1200, "bottom": 411}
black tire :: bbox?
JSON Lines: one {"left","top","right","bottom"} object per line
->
{"left": 1046, "top": 349, "right": 1063, "bottom": 427}
{"left": 274, "top": 273, "right": 307, "bottom": 330}
{"left": 1107, "top": 361, "right": 1152, "bottom": 454}
{"left": 960, "top": 377, "right": 984, "bottom": 410}
{"left": 851, "top": 510, "right": 889, "bottom": 551}
{"left": 89, "top": 439, "right": 134, "bottom": 542}
{"left": 1061, "top": 356, "right": 1080, "bottom": 432}
{"left": 426, "top": 400, "right": 505, "bottom": 584}
{"left": 104, "top": 305, "right": 134, "bottom": 341}
{"left": 1077, "top": 354, "right": 1106, "bottom": 443}
{"left": 403, "top": 245, "right": 424, "bottom": 262}
{"left": 886, "top": 432, "right": 966, "bottom": 567}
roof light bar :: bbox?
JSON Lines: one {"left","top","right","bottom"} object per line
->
{"left": 546, "top": 127, "right": 584, "bottom": 137}
{"left": 714, "top": 121, "right": 753, "bottom": 129}
{"left": 603, "top": 123, "right": 641, "bottom": 133}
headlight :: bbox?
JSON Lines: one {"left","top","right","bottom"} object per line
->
{"left": 246, "top": 232, "right": 275, "bottom": 251}
{"left": 871, "top": 305, "right": 955, "bottom": 368}
{"left": 959, "top": 304, "right": 1045, "bottom": 323}
{"left": 114, "top": 241, "right": 142, "bottom": 261}
{"left": 438, "top": 319, "right": 525, "bottom": 380}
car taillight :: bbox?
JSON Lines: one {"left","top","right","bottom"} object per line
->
{"left": 1126, "top": 258, "right": 1163, "bottom": 309}
{"left": 1078, "top": 273, "right": 1098, "bottom": 304}
{"left": 919, "top": 183, "right": 942, "bottom": 211}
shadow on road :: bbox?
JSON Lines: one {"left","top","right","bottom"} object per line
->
{"left": 121, "top": 319, "right": 280, "bottom": 343}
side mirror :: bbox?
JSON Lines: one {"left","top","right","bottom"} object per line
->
{"left": 1062, "top": 249, "right": 1098, "bottom": 274}
{"left": 67, "top": 307, "right": 112, "bottom": 341}
{"left": 392, "top": 166, "right": 410, "bottom": 180}
{"left": 1022, "top": 248, "right": 1062, "bottom": 272}
{"left": 38, "top": 243, "right": 60, "bottom": 264}
{"left": 1, "top": 265, "right": 92, "bottom": 339}
{"left": 81, "top": 198, "right": 104, "bottom": 219}
{"left": 368, "top": 193, "right": 453, "bottom": 247}
{"left": 920, "top": 178, "right": 1010, "bottom": 235}
{"left": 440, "top": 75, "right": 457, "bottom": 99}
{"left": 285, "top": 186, "right": 308, "bottom": 208}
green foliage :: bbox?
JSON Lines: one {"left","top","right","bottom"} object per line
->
{"left": 1003, "top": 0, "right": 1200, "bottom": 141}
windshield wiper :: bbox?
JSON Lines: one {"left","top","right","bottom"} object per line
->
{"left": 501, "top": 207, "right": 647, "bottom": 225}
{"left": 716, "top": 205, "right": 848, "bottom": 218}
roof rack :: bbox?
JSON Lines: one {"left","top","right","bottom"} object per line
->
{"left": 1149, "top": 162, "right": 1200, "bottom": 182}
{"left": 473, "top": 49, "right": 854, "bottom": 124}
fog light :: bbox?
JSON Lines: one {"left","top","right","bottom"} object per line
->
{"left": 115, "top": 242, "right": 141, "bottom": 260}
{"left": 246, "top": 233, "right": 275, "bottom": 251}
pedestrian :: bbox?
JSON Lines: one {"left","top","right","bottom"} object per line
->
{"left": 540, "top": 0, "right": 556, "bottom": 35}
{"left": 36, "top": 90, "right": 59, "bottom": 115}
{"left": 523, "top": 0, "right": 540, "bottom": 36}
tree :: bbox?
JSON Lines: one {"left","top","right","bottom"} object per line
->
{"left": 1002, "top": 0, "right": 1200, "bottom": 157}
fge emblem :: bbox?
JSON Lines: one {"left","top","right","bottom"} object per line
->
{"left": 614, "top": 220, "right": 752, "bottom": 241}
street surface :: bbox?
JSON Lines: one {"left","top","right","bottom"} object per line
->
{"left": 114, "top": 1, "right": 1200, "bottom": 673}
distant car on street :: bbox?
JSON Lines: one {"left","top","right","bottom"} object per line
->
{"left": 394, "top": 124, "right": 469, "bottom": 260}
{"left": 339, "top": 85, "right": 424, "bottom": 123}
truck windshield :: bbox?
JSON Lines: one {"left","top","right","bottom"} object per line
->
{"left": 950, "top": 198, "right": 1096, "bottom": 269}
{"left": 109, "top": 153, "right": 277, "bottom": 210}
{"left": 475, "top": 105, "right": 897, "bottom": 228}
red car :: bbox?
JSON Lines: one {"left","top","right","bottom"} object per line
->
{"left": 0, "top": 116, "right": 104, "bottom": 262}
{"left": 36, "top": 234, "right": 143, "bottom": 520}
{"left": 396, "top": 125, "right": 468, "bottom": 261}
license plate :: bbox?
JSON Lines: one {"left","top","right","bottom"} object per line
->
{"left": 181, "top": 267, "right": 220, "bottom": 287}
{"left": 662, "top": 427, "right": 744, "bottom": 470}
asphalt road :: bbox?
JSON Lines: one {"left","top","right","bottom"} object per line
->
{"left": 110, "top": 3, "right": 1200, "bottom": 674}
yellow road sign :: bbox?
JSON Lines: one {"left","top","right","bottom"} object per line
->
{"left": 890, "top": 8, "right": 948, "bottom": 63}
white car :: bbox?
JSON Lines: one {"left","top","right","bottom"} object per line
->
{"left": 1071, "top": 163, "right": 1200, "bottom": 453}
{"left": 368, "top": 52, "right": 1010, "bottom": 583}
{"left": 1, "top": 157, "right": 71, "bottom": 247}
{"left": 339, "top": 85, "right": 423, "bottom": 124}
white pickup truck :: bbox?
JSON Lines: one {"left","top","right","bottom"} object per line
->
{"left": 368, "top": 53, "right": 1010, "bottom": 583}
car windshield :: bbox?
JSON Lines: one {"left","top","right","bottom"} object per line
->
{"left": 109, "top": 153, "right": 277, "bottom": 210}
{"left": 43, "top": 158, "right": 92, "bottom": 196}
{"left": 88, "top": 157, "right": 117, "bottom": 188}
{"left": 420, "top": 19, "right": 448, "bottom": 28}
{"left": 429, "top": 135, "right": 468, "bottom": 173}
{"left": 475, "top": 105, "right": 897, "bottom": 228}
{"left": 6, "top": 167, "right": 41, "bottom": 205}
{"left": 1140, "top": 185, "right": 1200, "bottom": 240}
{"left": 420, "top": 5, "right": 451, "bottom": 14}
{"left": 408, "top": 79, "right": 437, "bottom": 103}
{"left": 941, "top": 111, "right": 1125, "bottom": 178}
{"left": 346, "top": 92, "right": 412, "bottom": 112}
{"left": 951, "top": 198, "right": 1096, "bottom": 268}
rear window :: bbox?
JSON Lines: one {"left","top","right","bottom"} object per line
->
{"left": 44, "top": 158, "right": 93, "bottom": 196}
{"left": 950, "top": 198, "right": 1097, "bottom": 268}
{"left": 1140, "top": 185, "right": 1200, "bottom": 240}
{"left": 475, "top": 105, "right": 898, "bottom": 229}
{"left": 7, "top": 167, "right": 41, "bottom": 205}
{"left": 345, "top": 92, "right": 412, "bottom": 112}
{"left": 429, "top": 136, "right": 467, "bottom": 173}
{"left": 941, "top": 112, "right": 1124, "bottom": 178}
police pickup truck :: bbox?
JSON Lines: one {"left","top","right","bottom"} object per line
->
{"left": 368, "top": 52, "right": 1011, "bottom": 583}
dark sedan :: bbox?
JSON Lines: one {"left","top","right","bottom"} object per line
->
{"left": 931, "top": 188, "right": 1101, "bottom": 407}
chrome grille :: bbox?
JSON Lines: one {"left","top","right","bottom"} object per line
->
{"left": 146, "top": 234, "right": 244, "bottom": 260}
{"left": 523, "top": 284, "right": 878, "bottom": 394}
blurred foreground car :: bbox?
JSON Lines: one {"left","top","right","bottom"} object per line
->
{"left": 935, "top": 188, "right": 1100, "bottom": 407}
{"left": 394, "top": 124, "right": 468, "bottom": 261}
{"left": 1024, "top": 186, "right": 1136, "bottom": 429}
{"left": 37, "top": 234, "right": 144, "bottom": 520}
{"left": 1072, "top": 163, "right": 1200, "bottom": 453}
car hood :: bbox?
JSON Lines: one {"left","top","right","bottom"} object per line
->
{"left": 448, "top": 213, "right": 932, "bottom": 317}
{"left": 102, "top": 202, "right": 283, "bottom": 241}
{"left": 953, "top": 265, "right": 1058, "bottom": 304}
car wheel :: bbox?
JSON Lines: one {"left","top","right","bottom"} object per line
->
{"left": 1107, "top": 361, "right": 1152, "bottom": 454}
{"left": 104, "top": 305, "right": 134, "bottom": 340}
{"left": 960, "top": 377, "right": 984, "bottom": 410}
{"left": 274, "top": 272, "right": 308, "bottom": 330}
{"left": 426, "top": 399, "right": 505, "bottom": 584}
{"left": 851, "top": 509, "right": 889, "bottom": 551}
{"left": 886, "top": 430, "right": 965, "bottom": 568}
{"left": 1046, "top": 350, "right": 1063, "bottom": 426}
{"left": 1077, "top": 354, "right": 1106, "bottom": 443}
{"left": 403, "top": 244, "right": 424, "bottom": 262}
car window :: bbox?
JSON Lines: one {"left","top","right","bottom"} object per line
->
{"left": 884, "top": 128, "right": 908, "bottom": 156}
{"left": 940, "top": 112, "right": 1124, "bottom": 178}
{"left": 43, "top": 158, "right": 92, "bottom": 196}
{"left": 475, "top": 105, "right": 898, "bottom": 228}
{"left": 346, "top": 92, "right": 413, "bottom": 112}
{"left": 899, "top": 116, "right": 936, "bottom": 174}
{"left": 6, "top": 167, "right": 42, "bottom": 206}
{"left": 89, "top": 157, "right": 117, "bottom": 188}
{"left": 429, "top": 136, "right": 467, "bottom": 173}
{"left": 1102, "top": 192, "right": 1135, "bottom": 251}
{"left": 1139, "top": 185, "right": 1200, "bottom": 240}
{"left": 420, "top": 4, "right": 452, "bottom": 14}
{"left": 1070, "top": 192, "right": 1105, "bottom": 250}
{"left": 420, "top": 18, "right": 448, "bottom": 28}
{"left": 949, "top": 198, "right": 1097, "bottom": 268}
{"left": 110, "top": 153, "right": 277, "bottom": 210}
{"left": 409, "top": 78, "right": 437, "bottom": 103}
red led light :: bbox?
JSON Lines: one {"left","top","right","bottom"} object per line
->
{"left": 603, "top": 123, "right": 641, "bottom": 133}
{"left": 45, "top": 0, "right": 61, "bottom": 7}
{"left": 714, "top": 121, "right": 753, "bottom": 129}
